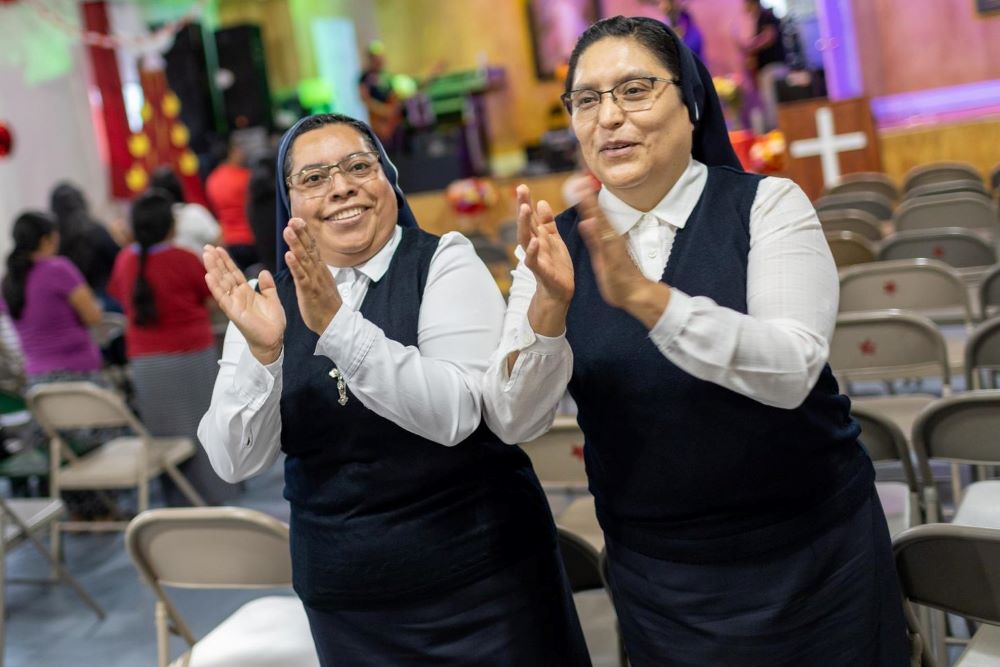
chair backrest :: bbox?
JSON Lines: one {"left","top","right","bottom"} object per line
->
{"left": 980, "top": 265, "right": 1000, "bottom": 320}
{"left": 903, "top": 162, "right": 983, "bottom": 192}
{"left": 825, "top": 172, "right": 899, "bottom": 203}
{"left": 830, "top": 310, "right": 950, "bottom": 386}
{"left": 826, "top": 230, "right": 876, "bottom": 268}
{"left": 964, "top": 316, "right": 1000, "bottom": 390}
{"left": 903, "top": 179, "right": 989, "bottom": 202}
{"left": 519, "top": 416, "right": 587, "bottom": 491}
{"left": 894, "top": 523, "right": 1000, "bottom": 627}
{"left": 815, "top": 191, "right": 894, "bottom": 221}
{"left": 126, "top": 507, "right": 292, "bottom": 590}
{"left": 912, "top": 391, "right": 1000, "bottom": 466}
{"left": 991, "top": 162, "right": 1000, "bottom": 192}
{"left": 556, "top": 526, "right": 603, "bottom": 593}
{"left": 838, "top": 259, "right": 972, "bottom": 325}
{"left": 878, "top": 228, "right": 997, "bottom": 269}
{"left": 850, "top": 404, "right": 920, "bottom": 495}
{"left": 893, "top": 193, "right": 999, "bottom": 234}
{"left": 819, "top": 209, "right": 883, "bottom": 241}
{"left": 26, "top": 381, "right": 143, "bottom": 435}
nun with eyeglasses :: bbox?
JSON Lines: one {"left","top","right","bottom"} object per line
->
{"left": 197, "top": 113, "right": 591, "bottom": 666}
{"left": 483, "top": 16, "right": 911, "bottom": 666}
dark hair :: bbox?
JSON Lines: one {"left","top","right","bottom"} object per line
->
{"left": 565, "top": 16, "right": 682, "bottom": 95}
{"left": 150, "top": 166, "right": 185, "bottom": 204}
{"left": 281, "top": 113, "right": 378, "bottom": 181}
{"left": 2, "top": 211, "right": 57, "bottom": 320}
{"left": 129, "top": 191, "right": 175, "bottom": 326}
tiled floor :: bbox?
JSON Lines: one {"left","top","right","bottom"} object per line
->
{"left": 1, "top": 460, "right": 619, "bottom": 667}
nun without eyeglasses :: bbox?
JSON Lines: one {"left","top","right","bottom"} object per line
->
{"left": 197, "top": 113, "right": 590, "bottom": 666}
{"left": 483, "top": 16, "right": 910, "bottom": 666}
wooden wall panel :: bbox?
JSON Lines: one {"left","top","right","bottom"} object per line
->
{"left": 879, "top": 117, "right": 1000, "bottom": 187}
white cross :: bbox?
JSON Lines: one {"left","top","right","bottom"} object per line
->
{"left": 788, "top": 107, "right": 868, "bottom": 188}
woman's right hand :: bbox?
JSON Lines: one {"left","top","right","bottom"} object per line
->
{"left": 204, "top": 245, "right": 286, "bottom": 365}
{"left": 515, "top": 184, "right": 574, "bottom": 305}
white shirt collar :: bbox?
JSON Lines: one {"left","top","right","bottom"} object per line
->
{"left": 597, "top": 158, "right": 708, "bottom": 235}
{"left": 329, "top": 224, "right": 402, "bottom": 282}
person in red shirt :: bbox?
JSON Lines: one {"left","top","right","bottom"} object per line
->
{"left": 205, "top": 138, "right": 259, "bottom": 271}
{"left": 108, "top": 191, "right": 239, "bottom": 504}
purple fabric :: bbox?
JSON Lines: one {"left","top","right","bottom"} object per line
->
{"left": 9, "top": 256, "right": 102, "bottom": 376}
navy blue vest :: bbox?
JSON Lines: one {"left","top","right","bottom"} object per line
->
{"left": 277, "top": 228, "right": 554, "bottom": 609}
{"left": 558, "top": 167, "right": 873, "bottom": 563}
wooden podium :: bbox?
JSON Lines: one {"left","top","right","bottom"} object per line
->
{"left": 777, "top": 97, "right": 882, "bottom": 200}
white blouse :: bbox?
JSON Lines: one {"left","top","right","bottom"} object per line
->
{"left": 482, "top": 158, "right": 840, "bottom": 445}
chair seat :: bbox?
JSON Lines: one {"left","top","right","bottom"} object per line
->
{"left": 955, "top": 623, "right": 1000, "bottom": 666}
{"left": 176, "top": 595, "right": 320, "bottom": 667}
{"left": 558, "top": 495, "right": 604, "bottom": 553}
{"left": 59, "top": 436, "right": 195, "bottom": 490}
{"left": 2, "top": 497, "right": 63, "bottom": 545}
{"left": 874, "top": 481, "right": 912, "bottom": 538}
{"left": 953, "top": 481, "right": 1000, "bottom": 528}
{"left": 851, "top": 395, "right": 937, "bottom": 443}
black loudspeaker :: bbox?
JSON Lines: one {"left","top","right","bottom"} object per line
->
{"left": 214, "top": 24, "right": 273, "bottom": 131}
{"left": 164, "top": 23, "right": 217, "bottom": 157}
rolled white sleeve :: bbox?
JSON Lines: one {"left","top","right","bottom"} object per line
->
{"left": 649, "top": 177, "right": 838, "bottom": 409}
{"left": 197, "top": 323, "right": 284, "bottom": 483}
{"left": 317, "top": 232, "right": 506, "bottom": 446}
{"left": 482, "top": 247, "right": 574, "bottom": 445}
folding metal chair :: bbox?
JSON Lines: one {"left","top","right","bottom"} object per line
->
{"left": 815, "top": 191, "right": 894, "bottom": 222}
{"left": 819, "top": 208, "right": 883, "bottom": 242}
{"left": 964, "top": 316, "right": 1000, "bottom": 390}
{"left": 893, "top": 193, "right": 999, "bottom": 235}
{"left": 979, "top": 265, "right": 1000, "bottom": 321}
{"left": 824, "top": 172, "right": 899, "bottom": 203}
{"left": 826, "top": 230, "right": 877, "bottom": 268}
{"left": 903, "top": 162, "right": 983, "bottom": 193}
{"left": 878, "top": 228, "right": 996, "bottom": 273}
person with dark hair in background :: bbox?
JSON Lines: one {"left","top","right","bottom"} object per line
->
{"left": 485, "top": 16, "right": 908, "bottom": 665}
{"left": 150, "top": 166, "right": 221, "bottom": 259}
{"left": 198, "top": 113, "right": 589, "bottom": 665}
{"left": 205, "top": 138, "right": 259, "bottom": 271}
{"left": 107, "top": 191, "right": 238, "bottom": 505}
{"left": 642, "top": 0, "right": 704, "bottom": 61}
{"left": 742, "top": 0, "right": 788, "bottom": 131}
{"left": 49, "top": 182, "right": 121, "bottom": 310}
{"left": 246, "top": 149, "right": 279, "bottom": 274}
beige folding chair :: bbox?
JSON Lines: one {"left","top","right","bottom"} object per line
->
{"left": 839, "top": 259, "right": 973, "bottom": 326}
{"left": 903, "top": 179, "right": 990, "bottom": 202}
{"left": 1, "top": 496, "right": 105, "bottom": 663}
{"left": 851, "top": 405, "right": 922, "bottom": 536}
{"left": 878, "top": 228, "right": 996, "bottom": 272}
{"left": 556, "top": 526, "right": 625, "bottom": 667}
{"left": 519, "top": 416, "right": 588, "bottom": 493}
{"left": 830, "top": 310, "right": 949, "bottom": 441}
{"left": 824, "top": 172, "right": 899, "bottom": 203}
{"left": 980, "top": 265, "right": 1000, "bottom": 321}
{"left": 25, "top": 382, "right": 205, "bottom": 562}
{"left": 815, "top": 191, "right": 894, "bottom": 222}
{"left": 964, "top": 316, "right": 1000, "bottom": 390}
{"left": 126, "top": 507, "right": 319, "bottom": 667}
{"left": 903, "top": 162, "right": 983, "bottom": 193}
{"left": 894, "top": 523, "right": 1000, "bottom": 667}
{"left": 893, "top": 193, "right": 999, "bottom": 235}
{"left": 819, "top": 208, "right": 883, "bottom": 242}
{"left": 991, "top": 163, "right": 1000, "bottom": 195}
{"left": 826, "top": 230, "right": 877, "bottom": 268}
{"left": 912, "top": 391, "right": 1000, "bottom": 527}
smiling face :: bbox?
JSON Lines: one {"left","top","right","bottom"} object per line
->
{"left": 286, "top": 123, "right": 398, "bottom": 267}
{"left": 570, "top": 36, "right": 693, "bottom": 211}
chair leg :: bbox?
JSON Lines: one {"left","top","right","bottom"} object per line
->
{"left": 16, "top": 521, "right": 105, "bottom": 620}
{"left": 48, "top": 521, "right": 61, "bottom": 581}
{"left": 161, "top": 464, "right": 206, "bottom": 507}
{"left": 139, "top": 478, "right": 149, "bottom": 514}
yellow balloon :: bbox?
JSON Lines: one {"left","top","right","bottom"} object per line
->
{"left": 162, "top": 92, "right": 181, "bottom": 119}
{"left": 126, "top": 164, "right": 148, "bottom": 192}
{"left": 128, "top": 133, "right": 150, "bottom": 158}
{"left": 178, "top": 150, "right": 199, "bottom": 176}
{"left": 170, "top": 123, "right": 190, "bottom": 148}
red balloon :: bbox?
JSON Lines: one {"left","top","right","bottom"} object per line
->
{"left": 0, "top": 122, "right": 11, "bottom": 158}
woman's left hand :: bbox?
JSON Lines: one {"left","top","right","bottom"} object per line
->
{"left": 283, "top": 218, "right": 343, "bottom": 335}
{"left": 577, "top": 194, "right": 672, "bottom": 327}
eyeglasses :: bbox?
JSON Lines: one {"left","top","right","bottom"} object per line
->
{"left": 561, "top": 77, "right": 680, "bottom": 117}
{"left": 286, "top": 151, "right": 380, "bottom": 197}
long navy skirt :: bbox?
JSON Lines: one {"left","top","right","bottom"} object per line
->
{"left": 605, "top": 488, "right": 911, "bottom": 666}
{"left": 303, "top": 545, "right": 592, "bottom": 666}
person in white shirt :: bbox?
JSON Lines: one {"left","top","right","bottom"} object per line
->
{"left": 150, "top": 167, "right": 221, "bottom": 259}
{"left": 197, "top": 114, "right": 590, "bottom": 666}
{"left": 483, "top": 17, "right": 909, "bottom": 666}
